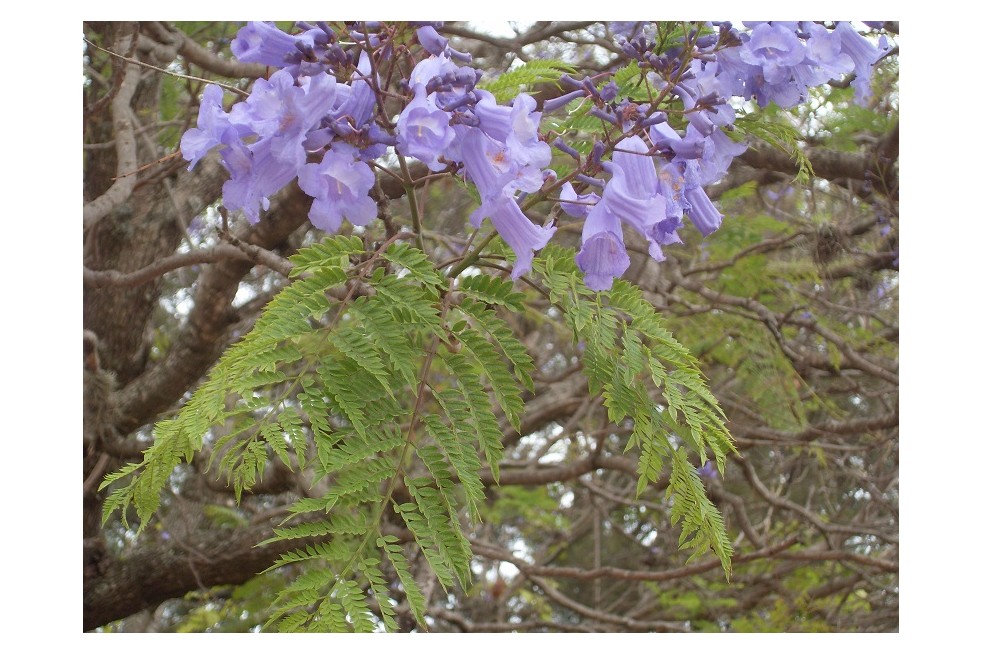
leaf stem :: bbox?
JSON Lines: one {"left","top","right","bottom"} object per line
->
{"left": 397, "top": 154, "right": 426, "bottom": 253}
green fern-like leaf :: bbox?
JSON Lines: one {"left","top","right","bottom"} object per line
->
{"left": 455, "top": 327, "right": 525, "bottom": 431}
{"left": 456, "top": 297, "right": 535, "bottom": 391}
{"left": 100, "top": 226, "right": 739, "bottom": 632}
{"left": 479, "top": 59, "right": 577, "bottom": 102}
{"left": 436, "top": 353, "right": 505, "bottom": 484}
{"left": 668, "top": 449, "right": 734, "bottom": 578}
{"left": 735, "top": 111, "right": 815, "bottom": 183}
{"left": 382, "top": 242, "right": 447, "bottom": 294}
{"left": 536, "top": 245, "right": 736, "bottom": 574}
{"left": 378, "top": 535, "right": 428, "bottom": 627}
{"left": 458, "top": 274, "right": 526, "bottom": 312}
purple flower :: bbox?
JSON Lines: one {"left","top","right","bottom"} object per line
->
{"left": 334, "top": 51, "right": 378, "bottom": 131}
{"left": 231, "top": 22, "right": 300, "bottom": 69}
{"left": 649, "top": 121, "right": 706, "bottom": 160}
{"left": 220, "top": 137, "right": 298, "bottom": 224}
{"left": 297, "top": 147, "right": 377, "bottom": 232}
{"left": 229, "top": 69, "right": 337, "bottom": 170}
{"left": 713, "top": 21, "right": 883, "bottom": 110}
{"left": 695, "top": 461, "right": 718, "bottom": 479}
{"left": 416, "top": 25, "right": 449, "bottom": 56}
{"left": 685, "top": 184, "right": 723, "bottom": 237}
{"left": 610, "top": 22, "right": 641, "bottom": 39}
{"left": 409, "top": 53, "right": 455, "bottom": 88}
{"left": 459, "top": 128, "right": 544, "bottom": 216}
{"left": 180, "top": 84, "right": 245, "bottom": 170}
{"left": 797, "top": 22, "right": 854, "bottom": 87}
{"left": 543, "top": 90, "right": 587, "bottom": 113}
{"left": 740, "top": 23, "right": 806, "bottom": 85}
{"left": 397, "top": 86, "right": 454, "bottom": 172}
{"left": 559, "top": 183, "right": 599, "bottom": 218}
{"left": 834, "top": 22, "right": 890, "bottom": 106}
{"left": 479, "top": 196, "right": 556, "bottom": 280}
{"left": 568, "top": 137, "right": 700, "bottom": 290}
{"left": 715, "top": 25, "right": 808, "bottom": 108}
{"left": 458, "top": 129, "right": 554, "bottom": 278}
{"left": 686, "top": 129, "right": 748, "bottom": 188}
{"left": 575, "top": 202, "right": 630, "bottom": 291}
{"left": 656, "top": 158, "right": 728, "bottom": 238}
{"left": 677, "top": 62, "right": 737, "bottom": 131}
{"left": 473, "top": 91, "right": 551, "bottom": 169}
{"left": 657, "top": 160, "right": 687, "bottom": 224}
{"left": 600, "top": 136, "right": 669, "bottom": 258}
{"left": 411, "top": 50, "right": 479, "bottom": 104}
{"left": 231, "top": 22, "right": 340, "bottom": 78}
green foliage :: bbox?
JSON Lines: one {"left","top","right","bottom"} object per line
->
{"left": 735, "top": 109, "right": 815, "bottom": 183}
{"left": 101, "top": 235, "right": 736, "bottom": 631}
{"left": 608, "top": 60, "right": 647, "bottom": 101}
{"left": 536, "top": 246, "right": 735, "bottom": 577}
{"left": 478, "top": 59, "right": 577, "bottom": 102}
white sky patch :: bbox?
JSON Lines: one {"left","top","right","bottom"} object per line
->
{"left": 161, "top": 287, "right": 195, "bottom": 318}
{"left": 233, "top": 284, "right": 257, "bottom": 307}
{"left": 498, "top": 561, "right": 520, "bottom": 580}
{"left": 474, "top": 21, "right": 526, "bottom": 38}
{"left": 537, "top": 424, "right": 569, "bottom": 464}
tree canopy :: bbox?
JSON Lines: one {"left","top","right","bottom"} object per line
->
{"left": 81, "top": 20, "right": 899, "bottom": 633}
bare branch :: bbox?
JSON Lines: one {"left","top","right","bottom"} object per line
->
{"left": 83, "top": 32, "right": 140, "bottom": 229}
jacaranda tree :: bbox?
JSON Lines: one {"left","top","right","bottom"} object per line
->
{"left": 83, "top": 21, "right": 898, "bottom": 632}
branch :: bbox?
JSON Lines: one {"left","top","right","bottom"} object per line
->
{"left": 472, "top": 536, "right": 797, "bottom": 584}
{"left": 737, "top": 411, "right": 898, "bottom": 445}
{"left": 734, "top": 457, "right": 898, "bottom": 545}
{"left": 485, "top": 455, "right": 639, "bottom": 487}
{"left": 83, "top": 246, "right": 255, "bottom": 288}
{"left": 111, "top": 188, "right": 308, "bottom": 435}
{"left": 669, "top": 274, "right": 899, "bottom": 385}
{"left": 775, "top": 546, "right": 898, "bottom": 573}
{"left": 429, "top": 607, "right": 595, "bottom": 633}
{"left": 83, "top": 32, "right": 140, "bottom": 229}
{"left": 217, "top": 224, "right": 294, "bottom": 278}
{"left": 143, "top": 21, "right": 268, "bottom": 80}
{"left": 84, "top": 522, "right": 296, "bottom": 630}
{"left": 737, "top": 140, "right": 898, "bottom": 201}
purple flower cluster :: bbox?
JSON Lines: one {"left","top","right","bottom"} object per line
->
{"left": 180, "top": 33, "right": 381, "bottom": 224}
{"left": 712, "top": 21, "right": 890, "bottom": 108}
{"left": 180, "top": 21, "right": 890, "bottom": 290}
{"left": 555, "top": 21, "right": 889, "bottom": 289}
{"left": 397, "top": 32, "right": 556, "bottom": 279}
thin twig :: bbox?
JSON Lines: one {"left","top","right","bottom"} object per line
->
{"left": 83, "top": 37, "right": 249, "bottom": 97}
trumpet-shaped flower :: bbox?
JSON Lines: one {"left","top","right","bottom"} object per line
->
{"left": 480, "top": 196, "right": 556, "bottom": 280}
{"left": 473, "top": 91, "right": 551, "bottom": 169}
{"left": 220, "top": 137, "right": 298, "bottom": 224}
{"left": 575, "top": 201, "right": 631, "bottom": 291}
{"left": 459, "top": 128, "right": 554, "bottom": 278}
{"left": 459, "top": 128, "right": 544, "bottom": 216}
{"left": 180, "top": 84, "right": 246, "bottom": 170}
{"left": 297, "top": 147, "right": 376, "bottom": 232}
{"left": 600, "top": 136, "right": 671, "bottom": 258}
{"left": 397, "top": 86, "right": 453, "bottom": 171}
{"left": 229, "top": 69, "right": 337, "bottom": 170}
{"left": 559, "top": 183, "right": 600, "bottom": 218}
{"left": 231, "top": 21, "right": 300, "bottom": 69}
{"left": 834, "top": 22, "right": 890, "bottom": 105}
{"left": 740, "top": 22, "right": 806, "bottom": 84}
